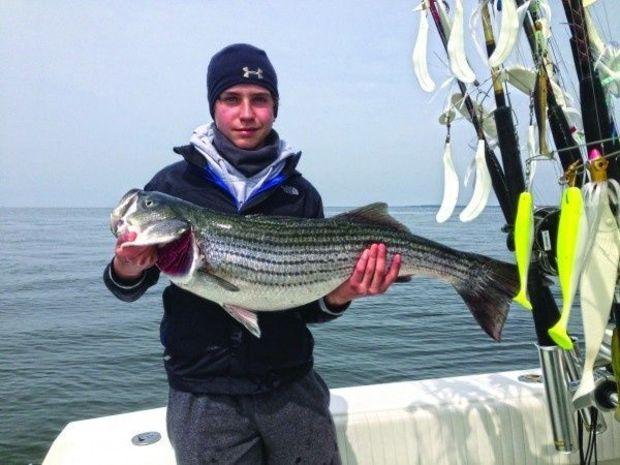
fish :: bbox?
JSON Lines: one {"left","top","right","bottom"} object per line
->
{"left": 110, "top": 189, "right": 519, "bottom": 340}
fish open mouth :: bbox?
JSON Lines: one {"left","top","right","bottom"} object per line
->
{"left": 156, "top": 230, "right": 194, "bottom": 277}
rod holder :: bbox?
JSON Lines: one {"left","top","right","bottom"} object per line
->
{"left": 595, "top": 342, "right": 612, "bottom": 366}
{"left": 538, "top": 345, "right": 577, "bottom": 452}
{"left": 562, "top": 345, "right": 607, "bottom": 433}
{"left": 593, "top": 376, "right": 619, "bottom": 412}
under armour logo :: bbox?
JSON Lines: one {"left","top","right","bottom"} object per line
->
{"left": 242, "top": 67, "right": 263, "bottom": 79}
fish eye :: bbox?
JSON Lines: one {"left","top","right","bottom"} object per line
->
{"left": 144, "top": 199, "right": 154, "bottom": 208}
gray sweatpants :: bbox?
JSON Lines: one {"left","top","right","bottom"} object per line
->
{"left": 166, "top": 370, "right": 342, "bottom": 465}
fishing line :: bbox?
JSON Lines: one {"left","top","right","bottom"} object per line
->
{"left": 554, "top": 137, "right": 620, "bottom": 156}
{"left": 550, "top": 37, "right": 577, "bottom": 99}
{"left": 550, "top": 27, "right": 580, "bottom": 100}
{"left": 577, "top": 408, "right": 598, "bottom": 465}
{"left": 555, "top": 149, "right": 620, "bottom": 190}
{"left": 431, "top": 51, "right": 450, "bottom": 70}
{"left": 596, "top": 1, "right": 612, "bottom": 46}
{"left": 474, "top": 81, "right": 495, "bottom": 107}
{"left": 565, "top": 1, "right": 609, "bottom": 162}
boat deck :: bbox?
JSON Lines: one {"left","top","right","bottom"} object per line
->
{"left": 43, "top": 368, "right": 620, "bottom": 465}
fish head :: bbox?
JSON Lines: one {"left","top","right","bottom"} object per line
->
{"left": 111, "top": 190, "right": 198, "bottom": 277}
{"left": 111, "top": 189, "right": 189, "bottom": 243}
{"left": 110, "top": 188, "right": 141, "bottom": 235}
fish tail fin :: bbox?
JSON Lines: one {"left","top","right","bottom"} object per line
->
{"left": 452, "top": 254, "right": 519, "bottom": 342}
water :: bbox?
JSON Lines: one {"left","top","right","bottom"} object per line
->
{"left": 0, "top": 206, "right": 582, "bottom": 465}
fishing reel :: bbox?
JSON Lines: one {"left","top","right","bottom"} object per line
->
{"left": 532, "top": 206, "right": 560, "bottom": 277}
{"left": 504, "top": 206, "right": 560, "bottom": 277}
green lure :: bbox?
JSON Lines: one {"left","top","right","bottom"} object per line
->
{"left": 549, "top": 187, "right": 588, "bottom": 350}
{"left": 513, "top": 191, "right": 534, "bottom": 310}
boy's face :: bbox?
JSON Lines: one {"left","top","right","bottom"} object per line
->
{"left": 214, "top": 84, "right": 276, "bottom": 150}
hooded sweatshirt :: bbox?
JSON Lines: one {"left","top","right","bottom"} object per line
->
{"left": 190, "top": 123, "right": 301, "bottom": 210}
{"left": 103, "top": 124, "right": 348, "bottom": 395}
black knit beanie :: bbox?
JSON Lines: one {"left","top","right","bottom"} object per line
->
{"left": 207, "top": 43, "right": 279, "bottom": 118}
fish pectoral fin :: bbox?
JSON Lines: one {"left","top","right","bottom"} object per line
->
{"left": 223, "top": 304, "right": 261, "bottom": 338}
{"left": 197, "top": 270, "right": 240, "bottom": 292}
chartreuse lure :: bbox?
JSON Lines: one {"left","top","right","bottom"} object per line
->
{"left": 513, "top": 191, "right": 534, "bottom": 310}
{"left": 548, "top": 186, "right": 589, "bottom": 350}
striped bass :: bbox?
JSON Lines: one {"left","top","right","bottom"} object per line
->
{"left": 111, "top": 189, "right": 519, "bottom": 340}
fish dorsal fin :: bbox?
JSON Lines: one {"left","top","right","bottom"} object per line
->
{"left": 334, "top": 203, "right": 410, "bottom": 233}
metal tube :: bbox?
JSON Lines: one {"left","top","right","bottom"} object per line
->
{"left": 562, "top": 345, "right": 607, "bottom": 433}
{"left": 538, "top": 345, "right": 577, "bottom": 452}
{"left": 596, "top": 342, "right": 612, "bottom": 366}
{"left": 594, "top": 377, "right": 619, "bottom": 411}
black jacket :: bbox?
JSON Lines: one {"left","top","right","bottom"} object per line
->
{"left": 104, "top": 145, "right": 347, "bottom": 394}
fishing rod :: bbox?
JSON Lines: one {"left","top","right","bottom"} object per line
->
{"left": 515, "top": 0, "right": 584, "bottom": 180}
{"left": 560, "top": 0, "right": 620, "bottom": 181}
{"left": 478, "top": 1, "right": 563, "bottom": 347}
{"left": 488, "top": 10, "right": 585, "bottom": 451}
{"left": 479, "top": 2, "right": 586, "bottom": 451}
{"left": 425, "top": 0, "right": 565, "bottom": 349}
{"left": 550, "top": 2, "right": 620, "bottom": 454}
{"left": 425, "top": 0, "right": 513, "bottom": 224}
{"left": 480, "top": 2, "right": 525, "bottom": 212}
{"left": 561, "top": 0, "right": 620, "bottom": 366}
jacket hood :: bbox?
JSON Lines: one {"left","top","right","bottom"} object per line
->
{"left": 187, "top": 123, "right": 301, "bottom": 209}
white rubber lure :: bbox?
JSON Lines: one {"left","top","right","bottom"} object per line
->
{"left": 468, "top": 1, "right": 489, "bottom": 65}
{"left": 447, "top": 0, "right": 476, "bottom": 83}
{"left": 503, "top": 65, "right": 537, "bottom": 94}
{"left": 503, "top": 65, "right": 568, "bottom": 109}
{"left": 413, "top": 6, "right": 436, "bottom": 92}
{"left": 573, "top": 200, "right": 620, "bottom": 409}
{"left": 489, "top": 0, "right": 529, "bottom": 67}
{"left": 503, "top": 65, "right": 583, "bottom": 145}
{"left": 436, "top": 0, "right": 453, "bottom": 34}
{"left": 584, "top": 2, "right": 605, "bottom": 54}
{"left": 436, "top": 140, "right": 459, "bottom": 223}
{"left": 582, "top": 4, "right": 620, "bottom": 96}
{"left": 594, "top": 47, "right": 620, "bottom": 97}
{"left": 460, "top": 139, "right": 491, "bottom": 222}
{"left": 449, "top": 93, "right": 498, "bottom": 147}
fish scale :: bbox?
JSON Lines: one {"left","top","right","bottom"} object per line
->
{"left": 206, "top": 227, "right": 449, "bottom": 285}
{"left": 111, "top": 189, "right": 520, "bottom": 340}
{"left": 208, "top": 222, "right": 476, "bottom": 287}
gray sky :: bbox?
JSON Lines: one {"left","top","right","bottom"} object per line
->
{"left": 1, "top": 0, "right": 619, "bottom": 207}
